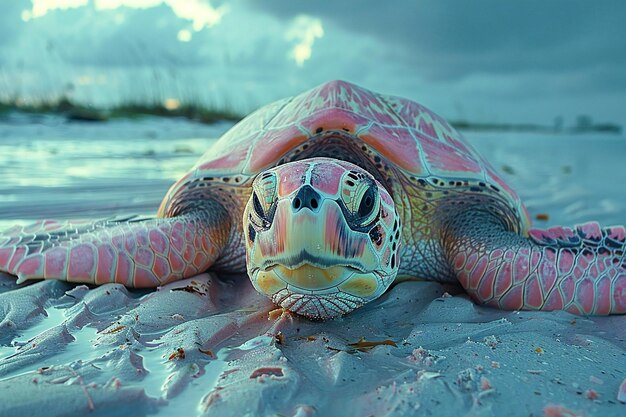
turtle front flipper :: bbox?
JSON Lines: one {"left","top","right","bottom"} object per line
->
{"left": 0, "top": 209, "right": 231, "bottom": 288}
{"left": 443, "top": 209, "right": 625, "bottom": 315}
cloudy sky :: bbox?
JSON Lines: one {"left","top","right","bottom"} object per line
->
{"left": 1, "top": 0, "right": 625, "bottom": 128}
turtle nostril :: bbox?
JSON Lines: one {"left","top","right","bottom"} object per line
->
{"left": 292, "top": 185, "right": 322, "bottom": 212}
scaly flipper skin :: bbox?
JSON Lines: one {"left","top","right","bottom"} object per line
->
{"left": 0, "top": 209, "right": 231, "bottom": 288}
{"left": 445, "top": 209, "right": 626, "bottom": 315}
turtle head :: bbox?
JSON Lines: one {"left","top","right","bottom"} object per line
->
{"left": 243, "top": 158, "right": 401, "bottom": 319}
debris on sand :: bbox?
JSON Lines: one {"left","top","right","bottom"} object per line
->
{"left": 543, "top": 403, "right": 580, "bottom": 417}
{"left": 168, "top": 348, "right": 186, "bottom": 361}
{"left": 347, "top": 337, "right": 397, "bottom": 352}
{"left": 483, "top": 335, "right": 499, "bottom": 348}
{"left": 589, "top": 375, "right": 603, "bottom": 385}
{"left": 407, "top": 346, "right": 442, "bottom": 367}
{"left": 479, "top": 376, "right": 492, "bottom": 391}
{"left": 584, "top": 389, "right": 599, "bottom": 400}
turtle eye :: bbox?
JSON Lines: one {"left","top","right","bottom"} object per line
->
{"left": 357, "top": 186, "right": 376, "bottom": 219}
{"left": 252, "top": 192, "right": 266, "bottom": 219}
{"left": 249, "top": 172, "right": 278, "bottom": 228}
{"left": 354, "top": 184, "right": 379, "bottom": 227}
{"left": 249, "top": 190, "right": 275, "bottom": 229}
{"left": 339, "top": 171, "right": 380, "bottom": 230}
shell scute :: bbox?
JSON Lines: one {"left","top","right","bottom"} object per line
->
{"left": 248, "top": 124, "right": 308, "bottom": 173}
{"left": 418, "top": 131, "right": 482, "bottom": 175}
{"left": 357, "top": 123, "right": 423, "bottom": 173}
{"left": 384, "top": 95, "right": 456, "bottom": 141}
{"left": 298, "top": 107, "right": 370, "bottom": 135}
{"left": 194, "top": 97, "right": 291, "bottom": 175}
{"left": 196, "top": 142, "right": 250, "bottom": 174}
{"left": 271, "top": 80, "right": 402, "bottom": 128}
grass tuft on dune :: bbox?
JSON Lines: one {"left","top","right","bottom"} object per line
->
{"left": 0, "top": 96, "right": 243, "bottom": 124}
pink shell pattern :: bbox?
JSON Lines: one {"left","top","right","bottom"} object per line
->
{"left": 168, "top": 80, "right": 528, "bottom": 227}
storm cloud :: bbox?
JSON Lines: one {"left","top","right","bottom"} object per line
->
{"left": 249, "top": 0, "right": 626, "bottom": 80}
{"left": 0, "top": 0, "right": 624, "bottom": 127}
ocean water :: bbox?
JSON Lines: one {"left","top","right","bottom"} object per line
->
{"left": 466, "top": 130, "right": 626, "bottom": 228}
{"left": 0, "top": 114, "right": 232, "bottom": 226}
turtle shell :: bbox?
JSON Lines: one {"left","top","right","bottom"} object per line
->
{"left": 159, "top": 80, "right": 530, "bottom": 232}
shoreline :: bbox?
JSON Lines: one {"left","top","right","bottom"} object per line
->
{"left": 0, "top": 99, "right": 622, "bottom": 135}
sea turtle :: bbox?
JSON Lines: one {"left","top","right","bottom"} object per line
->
{"left": 1, "top": 80, "right": 624, "bottom": 319}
